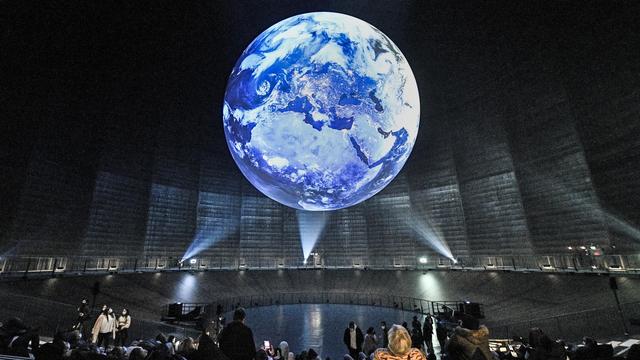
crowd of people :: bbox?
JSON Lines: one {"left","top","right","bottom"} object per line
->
{"left": 1, "top": 304, "right": 639, "bottom": 360}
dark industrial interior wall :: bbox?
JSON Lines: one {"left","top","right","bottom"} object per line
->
{"left": 559, "top": 7, "right": 640, "bottom": 253}
{"left": 2, "top": 1, "right": 640, "bottom": 262}
{"left": 362, "top": 174, "right": 419, "bottom": 265}
{"left": 9, "top": 145, "right": 97, "bottom": 256}
{"left": 194, "top": 151, "right": 242, "bottom": 264}
{"left": 405, "top": 114, "right": 469, "bottom": 258}
{"left": 82, "top": 119, "right": 154, "bottom": 256}
{"left": 503, "top": 56, "right": 609, "bottom": 254}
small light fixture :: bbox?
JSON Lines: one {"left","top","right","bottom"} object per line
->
{"left": 189, "top": 258, "right": 197, "bottom": 265}
{"left": 419, "top": 257, "right": 427, "bottom": 264}
{"left": 567, "top": 246, "right": 573, "bottom": 250}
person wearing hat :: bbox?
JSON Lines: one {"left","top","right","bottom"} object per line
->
{"left": 343, "top": 321, "right": 364, "bottom": 360}
{"left": 373, "top": 325, "right": 425, "bottom": 360}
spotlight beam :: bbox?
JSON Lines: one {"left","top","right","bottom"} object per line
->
{"left": 297, "top": 211, "right": 329, "bottom": 264}
{"left": 400, "top": 208, "right": 455, "bottom": 261}
{"left": 518, "top": 162, "right": 640, "bottom": 245}
{"left": 182, "top": 223, "right": 236, "bottom": 262}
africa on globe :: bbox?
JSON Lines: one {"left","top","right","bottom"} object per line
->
{"left": 223, "top": 12, "right": 420, "bottom": 211}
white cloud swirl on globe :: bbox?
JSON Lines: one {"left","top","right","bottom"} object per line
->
{"left": 223, "top": 12, "right": 420, "bottom": 211}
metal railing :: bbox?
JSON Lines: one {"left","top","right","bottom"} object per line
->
{"left": 489, "top": 300, "right": 640, "bottom": 342}
{"left": 158, "top": 292, "right": 639, "bottom": 343}
{"left": 0, "top": 292, "right": 199, "bottom": 341}
{"left": 2, "top": 288, "right": 638, "bottom": 346}
{"left": 161, "top": 291, "right": 441, "bottom": 320}
{"left": 1, "top": 253, "right": 639, "bottom": 279}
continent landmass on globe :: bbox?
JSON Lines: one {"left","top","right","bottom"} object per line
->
{"left": 223, "top": 12, "right": 420, "bottom": 211}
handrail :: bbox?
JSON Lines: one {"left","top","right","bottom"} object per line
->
{"left": 1, "top": 253, "right": 639, "bottom": 279}
{"left": 491, "top": 299, "right": 640, "bottom": 328}
{"left": 160, "top": 291, "right": 471, "bottom": 320}
{"left": 486, "top": 300, "right": 640, "bottom": 342}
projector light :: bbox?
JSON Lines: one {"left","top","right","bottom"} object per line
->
{"left": 418, "top": 257, "right": 427, "bottom": 264}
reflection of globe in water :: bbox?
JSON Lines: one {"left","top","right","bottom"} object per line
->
{"left": 223, "top": 12, "right": 420, "bottom": 211}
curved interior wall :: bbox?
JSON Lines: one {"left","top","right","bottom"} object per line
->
{"left": 2, "top": 2, "right": 640, "bottom": 263}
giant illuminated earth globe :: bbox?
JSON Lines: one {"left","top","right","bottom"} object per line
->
{"left": 223, "top": 12, "right": 420, "bottom": 211}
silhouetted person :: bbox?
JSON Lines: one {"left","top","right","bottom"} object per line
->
{"left": 35, "top": 331, "right": 67, "bottom": 360}
{"left": 445, "top": 316, "right": 491, "bottom": 360}
{"left": 411, "top": 316, "right": 421, "bottom": 334}
{"left": 380, "top": 322, "right": 389, "bottom": 348}
{"left": 74, "top": 299, "right": 90, "bottom": 340}
{"left": 411, "top": 327, "right": 423, "bottom": 351}
{"left": 343, "top": 321, "right": 363, "bottom": 359}
{"left": 219, "top": 308, "right": 256, "bottom": 360}
{"left": 422, "top": 316, "right": 433, "bottom": 353}
{"left": 363, "top": 327, "right": 378, "bottom": 356}
{"left": 435, "top": 318, "right": 447, "bottom": 354}
{"left": 194, "top": 328, "right": 226, "bottom": 360}
{"left": 0, "top": 318, "right": 40, "bottom": 357}
{"left": 572, "top": 337, "right": 599, "bottom": 360}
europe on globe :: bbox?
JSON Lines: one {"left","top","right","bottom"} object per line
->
{"left": 223, "top": 12, "right": 420, "bottom": 211}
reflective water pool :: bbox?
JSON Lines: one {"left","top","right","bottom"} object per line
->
{"left": 227, "top": 304, "right": 438, "bottom": 360}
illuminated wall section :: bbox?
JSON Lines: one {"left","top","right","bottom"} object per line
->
{"left": 364, "top": 173, "right": 418, "bottom": 266}
{"left": 238, "top": 184, "right": 284, "bottom": 267}
{"left": 451, "top": 99, "right": 534, "bottom": 256}
{"left": 316, "top": 206, "right": 368, "bottom": 267}
{"left": 189, "top": 152, "right": 242, "bottom": 265}
{"left": 143, "top": 146, "right": 199, "bottom": 257}
{"left": 407, "top": 119, "right": 469, "bottom": 258}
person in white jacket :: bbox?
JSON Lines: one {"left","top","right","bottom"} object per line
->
{"left": 116, "top": 309, "right": 132, "bottom": 346}
{"left": 92, "top": 308, "right": 116, "bottom": 348}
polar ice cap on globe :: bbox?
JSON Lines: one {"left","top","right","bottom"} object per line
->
{"left": 223, "top": 12, "right": 420, "bottom": 211}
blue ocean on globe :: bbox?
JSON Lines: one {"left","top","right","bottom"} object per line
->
{"left": 223, "top": 12, "right": 420, "bottom": 211}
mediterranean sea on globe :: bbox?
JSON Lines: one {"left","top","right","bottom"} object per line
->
{"left": 223, "top": 12, "right": 420, "bottom": 211}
